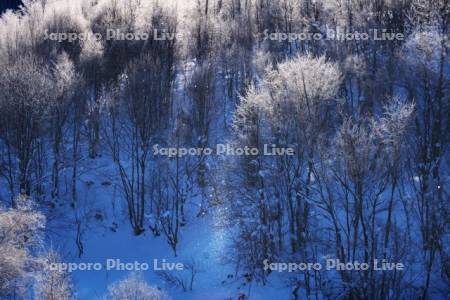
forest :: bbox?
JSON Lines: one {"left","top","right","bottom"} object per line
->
{"left": 0, "top": 0, "right": 448, "bottom": 299}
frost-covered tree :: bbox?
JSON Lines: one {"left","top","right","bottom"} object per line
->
{"left": 34, "top": 251, "right": 74, "bottom": 300}
{"left": 314, "top": 99, "right": 415, "bottom": 298}
{"left": 229, "top": 54, "right": 342, "bottom": 288}
{"left": 106, "top": 273, "right": 170, "bottom": 300}
{"left": 0, "top": 195, "right": 75, "bottom": 299}
{"left": 0, "top": 195, "right": 45, "bottom": 298}
{"left": 0, "top": 55, "right": 55, "bottom": 201}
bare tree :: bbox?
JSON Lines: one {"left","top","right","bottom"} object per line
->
{"left": 0, "top": 55, "right": 54, "bottom": 202}
{"left": 103, "top": 16, "right": 176, "bottom": 234}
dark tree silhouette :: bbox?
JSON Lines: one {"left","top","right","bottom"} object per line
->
{"left": 0, "top": 0, "right": 22, "bottom": 13}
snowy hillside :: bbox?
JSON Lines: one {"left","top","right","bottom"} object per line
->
{"left": 0, "top": 0, "right": 448, "bottom": 299}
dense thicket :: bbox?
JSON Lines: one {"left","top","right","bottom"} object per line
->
{"left": 0, "top": 0, "right": 448, "bottom": 299}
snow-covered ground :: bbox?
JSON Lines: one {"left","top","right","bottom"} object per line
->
{"left": 44, "top": 154, "right": 289, "bottom": 299}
